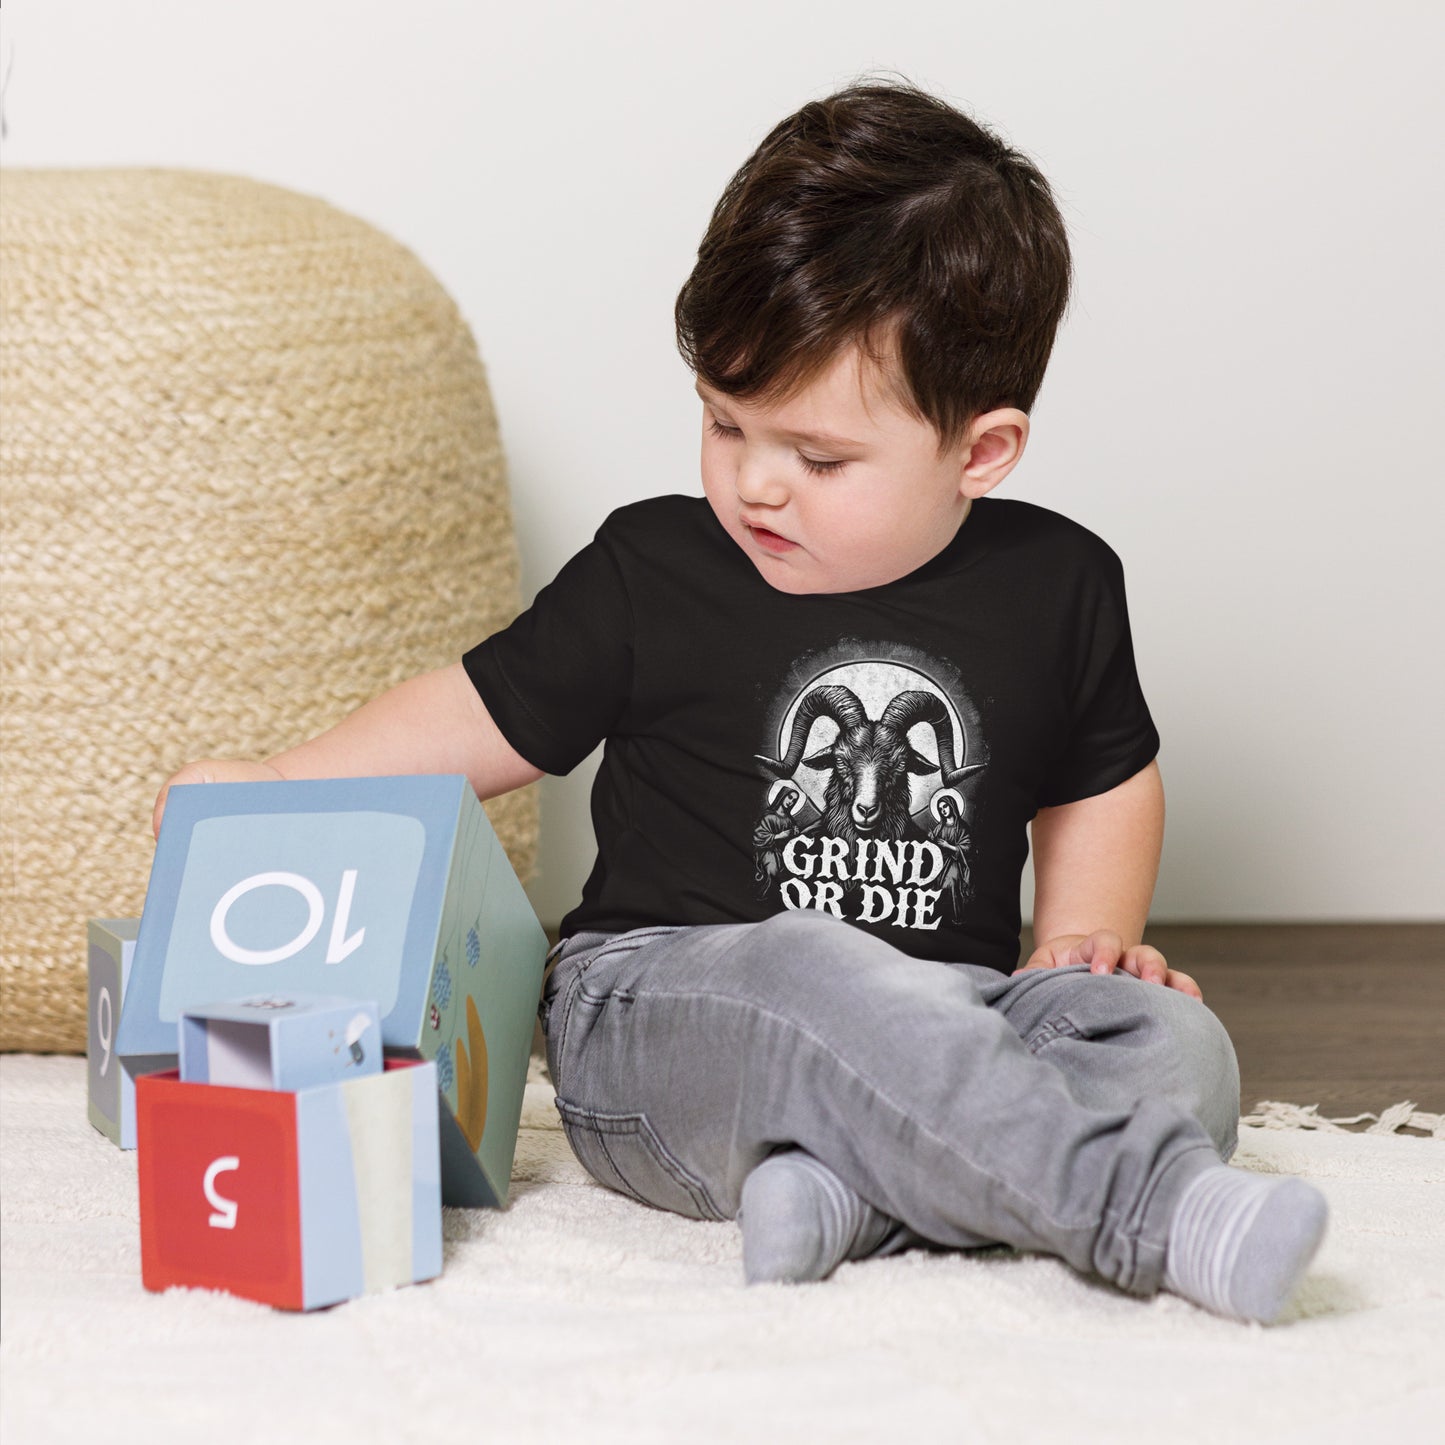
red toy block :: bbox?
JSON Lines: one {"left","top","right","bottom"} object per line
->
{"left": 137, "top": 1071, "right": 304, "bottom": 1307}
{"left": 136, "top": 1058, "right": 441, "bottom": 1311}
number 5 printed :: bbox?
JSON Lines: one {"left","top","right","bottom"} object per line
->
{"left": 205, "top": 1156, "right": 241, "bottom": 1229}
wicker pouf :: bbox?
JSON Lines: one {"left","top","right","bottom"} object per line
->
{"left": 0, "top": 169, "right": 539, "bottom": 1052}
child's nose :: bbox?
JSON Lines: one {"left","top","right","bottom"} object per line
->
{"left": 734, "top": 458, "right": 790, "bottom": 508}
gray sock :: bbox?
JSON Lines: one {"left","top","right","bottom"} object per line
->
{"left": 1162, "top": 1164, "right": 1329, "bottom": 1324}
{"left": 738, "top": 1149, "right": 898, "bottom": 1285}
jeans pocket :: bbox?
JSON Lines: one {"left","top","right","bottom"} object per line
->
{"left": 553, "top": 1098, "right": 725, "bottom": 1222}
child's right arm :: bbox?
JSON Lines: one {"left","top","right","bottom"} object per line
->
{"left": 151, "top": 662, "right": 544, "bottom": 838}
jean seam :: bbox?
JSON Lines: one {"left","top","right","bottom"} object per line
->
{"left": 1025, "top": 1015, "right": 1083, "bottom": 1055}
{"left": 625, "top": 984, "right": 1117, "bottom": 1239}
{"left": 575, "top": 927, "right": 686, "bottom": 968}
{"left": 551, "top": 929, "right": 694, "bottom": 1088}
{"left": 591, "top": 1125, "right": 651, "bottom": 1209}
{"left": 556, "top": 938, "right": 655, "bottom": 1055}
{"left": 556, "top": 1100, "right": 725, "bottom": 1220}
{"left": 564, "top": 1112, "right": 650, "bottom": 1207}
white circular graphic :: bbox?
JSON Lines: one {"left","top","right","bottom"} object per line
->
{"left": 775, "top": 660, "right": 967, "bottom": 817}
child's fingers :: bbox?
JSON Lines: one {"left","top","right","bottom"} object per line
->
{"left": 1118, "top": 945, "right": 1169, "bottom": 986}
{"left": 1016, "top": 942, "right": 1204, "bottom": 1000}
{"left": 151, "top": 762, "right": 208, "bottom": 838}
{"left": 152, "top": 758, "right": 284, "bottom": 837}
{"left": 1078, "top": 930, "right": 1124, "bottom": 973}
{"left": 1020, "top": 938, "right": 1091, "bottom": 972}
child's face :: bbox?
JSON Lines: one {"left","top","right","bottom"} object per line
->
{"left": 697, "top": 344, "right": 1027, "bottom": 594}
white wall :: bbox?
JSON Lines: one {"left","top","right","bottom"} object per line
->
{"left": 4, "top": 0, "right": 1441, "bottom": 926}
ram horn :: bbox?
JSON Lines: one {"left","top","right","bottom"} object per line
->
{"left": 754, "top": 685, "right": 867, "bottom": 780}
{"left": 877, "top": 690, "right": 985, "bottom": 787}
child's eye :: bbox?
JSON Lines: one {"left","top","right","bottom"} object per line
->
{"left": 707, "top": 418, "right": 847, "bottom": 475}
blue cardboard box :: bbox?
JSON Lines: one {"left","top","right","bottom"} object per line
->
{"left": 117, "top": 775, "right": 548, "bottom": 1205}
{"left": 179, "top": 995, "right": 382, "bottom": 1091}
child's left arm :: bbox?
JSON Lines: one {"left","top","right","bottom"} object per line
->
{"left": 1019, "top": 759, "right": 1203, "bottom": 999}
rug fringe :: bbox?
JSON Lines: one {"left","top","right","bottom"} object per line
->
{"left": 1241, "top": 1099, "right": 1444, "bottom": 1139}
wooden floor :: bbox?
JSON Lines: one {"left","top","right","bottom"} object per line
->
{"left": 540, "top": 924, "right": 1444, "bottom": 1127}
{"left": 1022, "top": 922, "right": 1445, "bottom": 1123}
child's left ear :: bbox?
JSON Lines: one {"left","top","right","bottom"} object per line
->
{"left": 958, "top": 408, "right": 1030, "bottom": 498}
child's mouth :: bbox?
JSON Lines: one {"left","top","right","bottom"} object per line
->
{"left": 747, "top": 523, "right": 798, "bottom": 555}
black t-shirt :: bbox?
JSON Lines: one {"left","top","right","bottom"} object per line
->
{"left": 462, "top": 494, "right": 1159, "bottom": 975}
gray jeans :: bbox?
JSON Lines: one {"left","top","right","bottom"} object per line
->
{"left": 540, "top": 910, "right": 1239, "bottom": 1296}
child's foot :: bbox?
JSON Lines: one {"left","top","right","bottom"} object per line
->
{"left": 1162, "top": 1164, "right": 1329, "bottom": 1324}
{"left": 738, "top": 1149, "right": 898, "bottom": 1284}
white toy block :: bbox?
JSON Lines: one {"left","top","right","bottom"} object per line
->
{"left": 179, "top": 995, "right": 382, "bottom": 1091}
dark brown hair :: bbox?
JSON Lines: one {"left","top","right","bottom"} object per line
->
{"left": 674, "top": 76, "right": 1073, "bottom": 456}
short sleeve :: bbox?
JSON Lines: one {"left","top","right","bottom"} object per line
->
{"left": 1035, "top": 548, "right": 1160, "bottom": 809}
{"left": 462, "top": 522, "right": 633, "bottom": 776}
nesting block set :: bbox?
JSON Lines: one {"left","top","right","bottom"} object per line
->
{"left": 90, "top": 774, "right": 549, "bottom": 1310}
{"left": 140, "top": 997, "right": 441, "bottom": 1309}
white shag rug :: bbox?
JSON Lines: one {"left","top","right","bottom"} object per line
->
{"left": 2, "top": 1055, "right": 1441, "bottom": 1445}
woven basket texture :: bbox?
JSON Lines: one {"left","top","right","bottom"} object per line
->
{"left": 0, "top": 168, "right": 539, "bottom": 1052}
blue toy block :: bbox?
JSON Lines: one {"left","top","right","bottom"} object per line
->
{"left": 179, "top": 995, "right": 381, "bottom": 1091}
{"left": 116, "top": 775, "right": 547, "bottom": 1206}
{"left": 87, "top": 919, "right": 171, "bottom": 1148}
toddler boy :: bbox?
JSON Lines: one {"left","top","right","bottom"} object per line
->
{"left": 156, "top": 79, "right": 1328, "bottom": 1323}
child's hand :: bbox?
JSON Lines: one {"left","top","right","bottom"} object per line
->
{"left": 152, "top": 759, "right": 285, "bottom": 840}
{"left": 1017, "top": 930, "right": 1203, "bottom": 1000}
